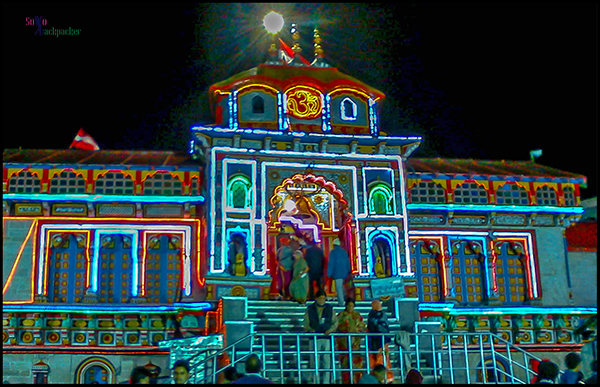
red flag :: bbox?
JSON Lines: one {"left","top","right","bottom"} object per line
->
{"left": 69, "top": 128, "right": 100, "bottom": 151}
{"left": 278, "top": 38, "right": 311, "bottom": 66}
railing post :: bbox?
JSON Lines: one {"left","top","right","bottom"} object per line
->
{"left": 446, "top": 333, "right": 455, "bottom": 384}
{"left": 330, "top": 334, "right": 336, "bottom": 384}
{"left": 489, "top": 334, "right": 499, "bottom": 383}
{"left": 463, "top": 333, "right": 471, "bottom": 384}
{"left": 296, "top": 333, "right": 301, "bottom": 383}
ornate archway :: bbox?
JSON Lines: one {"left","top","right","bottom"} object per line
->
{"left": 266, "top": 173, "right": 357, "bottom": 294}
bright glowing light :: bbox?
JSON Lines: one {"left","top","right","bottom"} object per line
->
{"left": 263, "top": 11, "right": 284, "bottom": 34}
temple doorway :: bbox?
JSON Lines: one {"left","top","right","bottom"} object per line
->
{"left": 266, "top": 173, "right": 356, "bottom": 297}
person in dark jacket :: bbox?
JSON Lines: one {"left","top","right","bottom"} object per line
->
{"left": 230, "top": 354, "right": 273, "bottom": 384}
{"left": 559, "top": 352, "right": 585, "bottom": 384}
{"left": 303, "top": 290, "right": 338, "bottom": 384}
{"left": 327, "top": 238, "right": 351, "bottom": 306}
{"left": 534, "top": 360, "right": 559, "bottom": 384}
{"left": 367, "top": 300, "right": 392, "bottom": 375}
{"left": 584, "top": 359, "right": 597, "bottom": 384}
{"left": 303, "top": 239, "right": 325, "bottom": 300}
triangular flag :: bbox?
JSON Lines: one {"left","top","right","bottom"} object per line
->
{"left": 278, "top": 38, "right": 311, "bottom": 66}
{"left": 69, "top": 128, "right": 100, "bottom": 151}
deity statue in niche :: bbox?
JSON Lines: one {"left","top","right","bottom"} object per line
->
{"left": 374, "top": 256, "right": 385, "bottom": 278}
{"left": 227, "top": 233, "right": 248, "bottom": 276}
{"left": 372, "top": 238, "right": 393, "bottom": 277}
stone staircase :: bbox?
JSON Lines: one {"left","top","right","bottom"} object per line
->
{"left": 246, "top": 299, "right": 401, "bottom": 333}
{"left": 244, "top": 299, "right": 411, "bottom": 383}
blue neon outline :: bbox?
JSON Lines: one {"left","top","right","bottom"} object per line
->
{"left": 3, "top": 193, "right": 205, "bottom": 203}
{"left": 407, "top": 203, "right": 583, "bottom": 214}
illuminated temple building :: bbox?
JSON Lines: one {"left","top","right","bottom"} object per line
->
{"left": 3, "top": 26, "right": 596, "bottom": 384}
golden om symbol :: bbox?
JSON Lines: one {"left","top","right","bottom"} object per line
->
{"left": 286, "top": 89, "right": 321, "bottom": 119}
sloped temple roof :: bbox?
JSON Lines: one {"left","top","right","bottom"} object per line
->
{"left": 3, "top": 149, "right": 587, "bottom": 186}
{"left": 406, "top": 158, "right": 587, "bottom": 186}
{"left": 2, "top": 149, "right": 200, "bottom": 169}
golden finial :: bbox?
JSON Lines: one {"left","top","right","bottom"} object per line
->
{"left": 313, "top": 28, "right": 323, "bottom": 58}
{"left": 291, "top": 23, "right": 301, "bottom": 54}
{"left": 311, "top": 27, "right": 330, "bottom": 67}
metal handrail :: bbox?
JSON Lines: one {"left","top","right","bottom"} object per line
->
{"left": 189, "top": 330, "right": 546, "bottom": 384}
{"left": 193, "top": 331, "right": 256, "bottom": 384}
{"left": 250, "top": 331, "right": 544, "bottom": 384}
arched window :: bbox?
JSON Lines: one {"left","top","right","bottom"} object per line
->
{"left": 410, "top": 240, "right": 443, "bottom": 302}
{"left": 49, "top": 170, "right": 87, "bottom": 194}
{"left": 227, "top": 175, "right": 252, "bottom": 209}
{"left": 75, "top": 357, "right": 116, "bottom": 384}
{"left": 144, "top": 234, "right": 182, "bottom": 303}
{"left": 341, "top": 97, "right": 357, "bottom": 121}
{"left": 493, "top": 241, "right": 527, "bottom": 305}
{"left": 252, "top": 95, "right": 264, "bottom": 114}
{"left": 563, "top": 186, "right": 575, "bottom": 206}
{"left": 535, "top": 185, "right": 557, "bottom": 206}
{"left": 8, "top": 170, "right": 41, "bottom": 193}
{"left": 495, "top": 183, "right": 529, "bottom": 205}
{"left": 143, "top": 172, "right": 183, "bottom": 196}
{"left": 95, "top": 172, "right": 134, "bottom": 195}
{"left": 47, "top": 232, "right": 88, "bottom": 303}
{"left": 368, "top": 183, "right": 393, "bottom": 215}
{"left": 453, "top": 182, "right": 488, "bottom": 204}
{"left": 410, "top": 181, "right": 446, "bottom": 203}
{"left": 449, "top": 239, "right": 487, "bottom": 305}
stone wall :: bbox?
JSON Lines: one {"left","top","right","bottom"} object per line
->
{"left": 535, "top": 227, "right": 571, "bottom": 306}
{"left": 2, "top": 353, "right": 170, "bottom": 384}
{"left": 568, "top": 251, "right": 598, "bottom": 307}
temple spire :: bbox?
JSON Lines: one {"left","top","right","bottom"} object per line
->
{"left": 288, "top": 23, "right": 306, "bottom": 66}
{"left": 311, "top": 28, "right": 330, "bottom": 67}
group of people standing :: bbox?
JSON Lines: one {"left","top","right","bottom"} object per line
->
{"left": 303, "top": 293, "right": 393, "bottom": 384}
{"left": 275, "top": 234, "right": 352, "bottom": 305}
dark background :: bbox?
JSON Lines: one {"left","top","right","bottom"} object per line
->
{"left": 2, "top": 3, "right": 596, "bottom": 198}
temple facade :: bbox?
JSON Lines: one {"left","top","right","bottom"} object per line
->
{"left": 3, "top": 26, "right": 596, "bottom": 384}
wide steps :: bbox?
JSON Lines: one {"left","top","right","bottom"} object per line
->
{"left": 247, "top": 299, "right": 400, "bottom": 333}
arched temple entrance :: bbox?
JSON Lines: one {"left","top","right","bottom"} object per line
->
{"left": 266, "top": 173, "right": 357, "bottom": 297}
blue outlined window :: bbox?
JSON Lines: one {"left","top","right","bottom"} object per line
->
{"left": 47, "top": 233, "right": 88, "bottom": 303}
{"left": 368, "top": 183, "right": 394, "bottom": 215}
{"left": 449, "top": 239, "right": 487, "bottom": 305}
{"left": 227, "top": 174, "right": 252, "bottom": 209}
{"left": 97, "top": 234, "right": 133, "bottom": 303}
{"left": 341, "top": 97, "right": 357, "bottom": 121}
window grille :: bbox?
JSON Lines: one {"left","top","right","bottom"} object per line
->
{"left": 410, "top": 181, "right": 446, "bottom": 203}
{"left": 563, "top": 186, "right": 575, "bottom": 207}
{"left": 143, "top": 172, "right": 183, "bottom": 196}
{"left": 49, "top": 171, "right": 86, "bottom": 194}
{"left": 494, "top": 242, "right": 527, "bottom": 305}
{"left": 495, "top": 183, "right": 529, "bottom": 205}
{"left": 453, "top": 182, "right": 488, "bottom": 204}
{"left": 95, "top": 172, "right": 134, "bottom": 195}
{"left": 8, "top": 170, "right": 41, "bottom": 193}
{"left": 535, "top": 186, "right": 557, "bottom": 206}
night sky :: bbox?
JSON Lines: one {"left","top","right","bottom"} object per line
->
{"left": 2, "top": 3, "right": 596, "bottom": 198}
